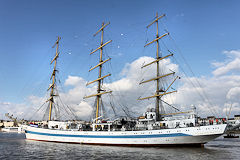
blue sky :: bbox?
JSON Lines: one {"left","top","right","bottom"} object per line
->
{"left": 0, "top": 0, "right": 240, "bottom": 119}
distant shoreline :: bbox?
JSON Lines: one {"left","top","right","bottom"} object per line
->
{"left": 226, "top": 130, "right": 240, "bottom": 134}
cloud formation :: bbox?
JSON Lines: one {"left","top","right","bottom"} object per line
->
{"left": 212, "top": 50, "right": 240, "bottom": 76}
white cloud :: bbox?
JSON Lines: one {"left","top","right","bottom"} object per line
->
{"left": 211, "top": 61, "right": 225, "bottom": 68}
{"left": 226, "top": 87, "right": 240, "bottom": 101}
{"left": 212, "top": 50, "right": 240, "bottom": 76}
{"left": 173, "top": 75, "right": 240, "bottom": 117}
{"left": 223, "top": 102, "right": 240, "bottom": 118}
{"left": 70, "top": 101, "right": 93, "bottom": 120}
{"left": 223, "top": 50, "right": 240, "bottom": 58}
{"left": 64, "top": 76, "right": 85, "bottom": 86}
{"left": 0, "top": 101, "right": 32, "bottom": 120}
{"left": 212, "top": 58, "right": 240, "bottom": 76}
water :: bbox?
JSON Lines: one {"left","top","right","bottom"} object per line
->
{"left": 0, "top": 132, "right": 239, "bottom": 160}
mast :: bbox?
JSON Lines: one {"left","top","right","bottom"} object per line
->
{"left": 156, "top": 12, "right": 161, "bottom": 121}
{"left": 138, "top": 13, "right": 177, "bottom": 120}
{"left": 47, "top": 36, "right": 61, "bottom": 121}
{"left": 84, "top": 22, "right": 112, "bottom": 123}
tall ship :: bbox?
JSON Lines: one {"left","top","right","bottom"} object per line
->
{"left": 25, "top": 13, "right": 227, "bottom": 147}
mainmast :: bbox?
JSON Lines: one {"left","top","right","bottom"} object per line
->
{"left": 47, "top": 36, "right": 61, "bottom": 121}
{"left": 138, "top": 13, "right": 177, "bottom": 120}
{"left": 84, "top": 22, "right": 112, "bottom": 123}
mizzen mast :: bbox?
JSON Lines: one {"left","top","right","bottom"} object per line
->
{"left": 84, "top": 22, "right": 112, "bottom": 123}
{"left": 47, "top": 36, "right": 61, "bottom": 121}
{"left": 138, "top": 13, "right": 177, "bottom": 120}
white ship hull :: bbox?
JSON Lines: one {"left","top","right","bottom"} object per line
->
{"left": 25, "top": 124, "right": 226, "bottom": 147}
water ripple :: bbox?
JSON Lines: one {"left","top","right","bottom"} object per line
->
{"left": 0, "top": 133, "right": 239, "bottom": 160}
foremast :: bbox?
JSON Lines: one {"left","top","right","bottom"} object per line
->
{"left": 138, "top": 13, "right": 178, "bottom": 120}
{"left": 47, "top": 36, "right": 61, "bottom": 121}
{"left": 84, "top": 22, "right": 112, "bottom": 123}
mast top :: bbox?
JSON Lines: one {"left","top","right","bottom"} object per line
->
{"left": 147, "top": 13, "right": 166, "bottom": 28}
{"left": 94, "top": 22, "right": 110, "bottom": 37}
{"left": 52, "top": 36, "right": 61, "bottom": 48}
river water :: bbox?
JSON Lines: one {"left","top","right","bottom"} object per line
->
{"left": 0, "top": 132, "right": 239, "bottom": 160}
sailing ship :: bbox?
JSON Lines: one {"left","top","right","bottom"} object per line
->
{"left": 25, "top": 13, "right": 227, "bottom": 147}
